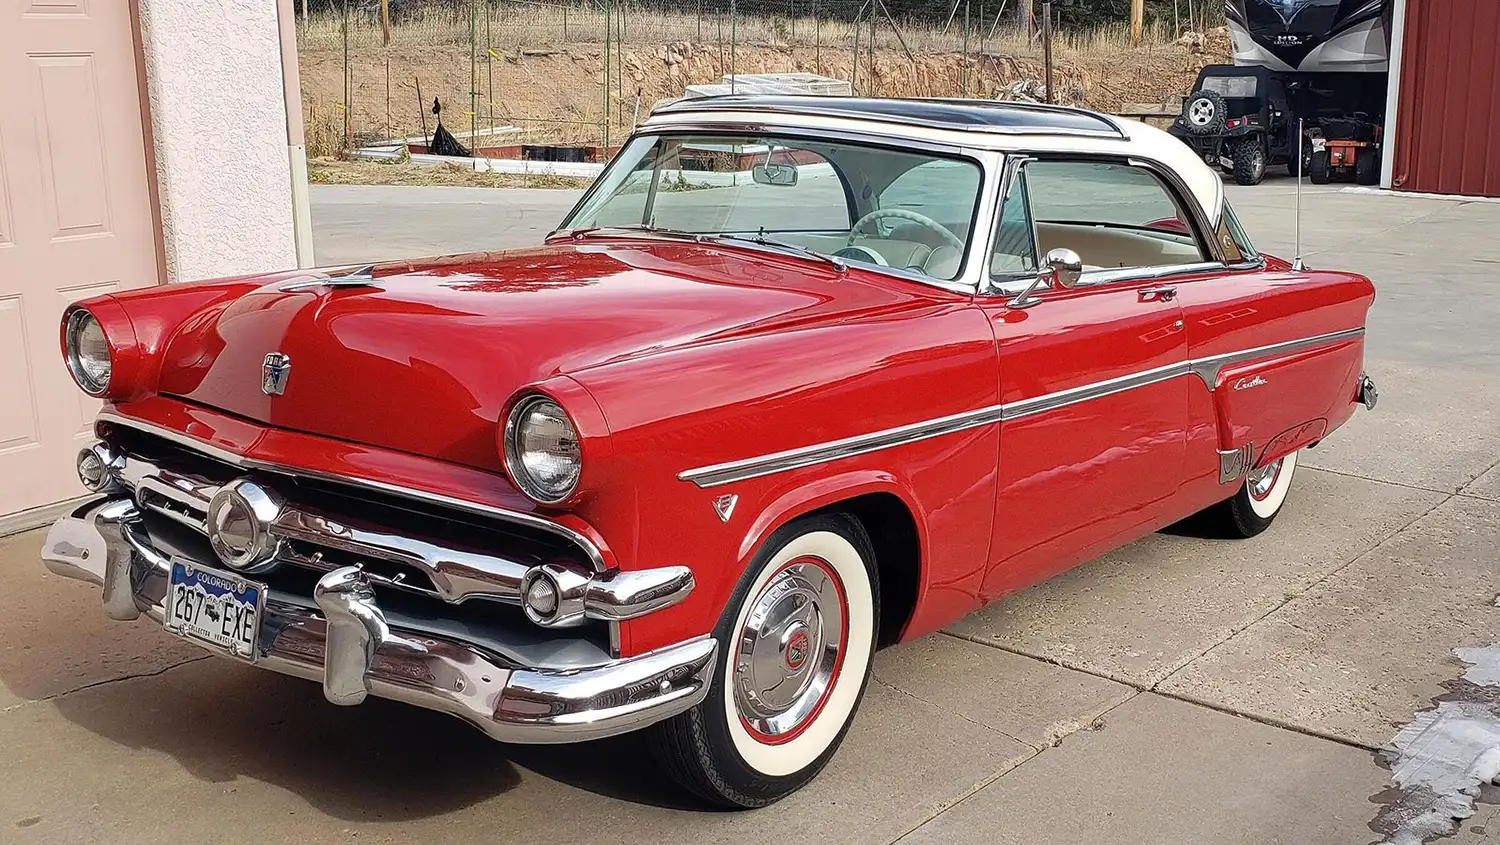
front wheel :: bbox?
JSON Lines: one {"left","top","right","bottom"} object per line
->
{"left": 1203, "top": 450, "right": 1300, "bottom": 538}
{"left": 651, "top": 513, "right": 879, "bottom": 808}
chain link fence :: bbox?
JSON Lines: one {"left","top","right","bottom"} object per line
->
{"left": 295, "top": 0, "right": 1225, "bottom": 157}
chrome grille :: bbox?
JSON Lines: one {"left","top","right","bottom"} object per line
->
{"left": 99, "top": 430, "right": 593, "bottom": 605}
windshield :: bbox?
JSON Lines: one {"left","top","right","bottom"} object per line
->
{"left": 559, "top": 133, "right": 984, "bottom": 282}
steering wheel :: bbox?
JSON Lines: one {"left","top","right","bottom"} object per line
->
{"left": 847, "top": 209, "right": 964, "bottom": 251}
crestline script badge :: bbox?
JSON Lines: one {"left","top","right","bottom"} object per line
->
{"left": 1234, "top": 375, "right": 1268, "bottom": 391}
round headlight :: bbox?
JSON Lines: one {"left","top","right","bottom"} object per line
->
{"left": 504, "top": 396, "right": 582, "bottom": 503}
{"left": 64, "top": 309, "right": 112, "bottom": 395}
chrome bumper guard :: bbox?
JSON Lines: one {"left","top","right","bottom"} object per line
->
{"left": 1357, "top": 372, "right": 1379, "bottom": 411}
{"left": 42, "top": 499, "right": 717, "bottom": 744}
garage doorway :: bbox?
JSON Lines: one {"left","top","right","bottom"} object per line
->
{"left": 0, "top": 2, "right": 162, "bottom": 521}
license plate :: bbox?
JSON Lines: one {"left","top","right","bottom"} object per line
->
{"left": 164, "top": 560, "right": 264, "bottom": 661}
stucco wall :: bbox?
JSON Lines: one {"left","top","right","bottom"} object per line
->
{"left": 138, "top": 0, "right": 297, "bottom": 282}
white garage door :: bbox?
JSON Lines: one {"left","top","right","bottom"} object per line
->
{"left": 0, "top": 1, "right": 161, "bottom": 519}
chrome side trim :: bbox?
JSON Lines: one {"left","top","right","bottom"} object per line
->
{"left": 678, "top": 402, "right": 1005, "bottom": 488}
{"left": 1074, "top": 261, "right": 1225, "bottom": 289}
{"left": 1188, "top": 327, "right": 1365, "bottom": 387}
{"left": 679, "top": 327, "right": 1366, "bottom": 488}
{"left": 98, "top": 412, "right": 609, "bottom": 572}
{"left": 998, "top": 361, "right": 1188, "bottom": 422}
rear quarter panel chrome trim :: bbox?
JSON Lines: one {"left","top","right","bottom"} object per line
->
{"left": 1188, "top": 327, "right": 1365, "bottom": 388}
{"left": 678, "top": 327, "right": 1364, "bottom": 488}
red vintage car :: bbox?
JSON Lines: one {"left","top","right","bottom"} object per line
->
{"left": 43, "top": 96, "right": 1377, "bottom": 808}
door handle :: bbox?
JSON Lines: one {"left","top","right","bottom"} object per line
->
{"left": 1138, "top": 285, "right": 1177, "bottom": 303}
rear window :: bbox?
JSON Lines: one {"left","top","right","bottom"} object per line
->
{"left": 1202, "top": 76, "right": 1258, "bottom": 98}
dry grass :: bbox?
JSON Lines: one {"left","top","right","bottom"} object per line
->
{"left": 307, "top": 157, "right": 593, "bottom": 189}
{"left": 296, "top": 3, "right": 1230, "bottom": 186}
{"left": 297, "top": 3, "right": 1198, "bottom": 56}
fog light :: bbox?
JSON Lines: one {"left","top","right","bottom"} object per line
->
{"left": 76, "top": 444, "right": 119, "bottom": 493}
{"left": 525, "top": 575, "right": 559, "bottom": 618}
{"left": 520, "top": 563, "right": 590, "bottom": 627}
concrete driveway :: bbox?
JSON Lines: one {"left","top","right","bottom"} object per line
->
{"left": 0, "top": 181, "right": 1496, "bottom": 844}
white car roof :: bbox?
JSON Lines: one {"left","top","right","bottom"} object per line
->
{"left": 645, "top": 96, "right": 1225, "bottom": 226}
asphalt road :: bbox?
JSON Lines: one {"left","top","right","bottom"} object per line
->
{"left": 0, "top": 177, "right": 1496, "bottom": 844}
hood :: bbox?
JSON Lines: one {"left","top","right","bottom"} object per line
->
{"left": 157, "top": 241, "right": 924, "bottom": 470}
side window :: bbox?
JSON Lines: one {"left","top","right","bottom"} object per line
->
{"left": 988, "top": 167, "right": 1038, "bottom": 282}
{"left": 1022, "top": 161, "right": 1208, "bottom": 272}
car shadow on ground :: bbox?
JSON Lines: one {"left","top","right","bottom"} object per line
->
{"left": 45, "top": 655, "right": 701, "bottom": 819}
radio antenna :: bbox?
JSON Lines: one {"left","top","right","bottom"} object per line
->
{"left": 1292, "top": 117, "right": 1305, "bottom": 271}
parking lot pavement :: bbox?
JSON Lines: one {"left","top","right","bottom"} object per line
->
{"left": 0, "top": 184, "right": 1493, "bottom": 843}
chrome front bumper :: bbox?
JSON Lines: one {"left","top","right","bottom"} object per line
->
{"left": 41, "top": 499, "right": 717, "bottom": 744}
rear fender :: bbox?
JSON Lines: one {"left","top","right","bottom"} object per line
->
{"left": 1206, "top": 336, "right": 1362, "bottom": 466}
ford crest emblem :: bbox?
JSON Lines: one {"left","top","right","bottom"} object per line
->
{"left": 262, "top": 352, "right": 291, "bottom": 396}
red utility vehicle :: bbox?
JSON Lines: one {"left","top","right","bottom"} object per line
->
{"left": 43, "top": 96, "right": 1377, "bottom": 808}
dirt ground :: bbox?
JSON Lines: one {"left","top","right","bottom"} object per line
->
{"left": 298, "top": 37, "right": 1230, "bottom": 151}
{"left": 308, "top": 157, "right": 592, "bottom": 189}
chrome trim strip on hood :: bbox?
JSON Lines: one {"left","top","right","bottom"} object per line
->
{"left": 96, "top": 412, "right": 609, "bottom": 572}
{"left": 680, "top": 327, "right": 1365, "bottom": 488}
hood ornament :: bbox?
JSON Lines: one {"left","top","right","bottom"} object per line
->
{"left": 262, "top": 353, "right": 292, "bottom": 396}
{"left": 279, "top": 264, "right": 377, "bottom": 293}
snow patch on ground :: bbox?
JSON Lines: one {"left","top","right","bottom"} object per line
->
{"left": 1373, "top": 644, "right": 1500, "bottom": 845}
{"left": 1457, "top": 644, "right": 1500, "bottom": 688}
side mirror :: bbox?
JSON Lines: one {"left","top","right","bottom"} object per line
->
{"left": 1044, "top": 247, "right": 1083, "bottom": 288}
{"left": 1008, "top": 247, "right": 1084, "bottom": 309}
{"left": 752, "top": 162, "right": 798, "bottom": 187}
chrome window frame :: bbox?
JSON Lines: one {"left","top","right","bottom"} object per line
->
{"left": 554, "top": 122, "right": 1006, "bottom": 296}
{"left": 980, "top": 151, "right": 1245, "bottom": 297}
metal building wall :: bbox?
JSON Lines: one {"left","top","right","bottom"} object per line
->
{"left": 1391, "top": 0, "right": 1500, "bottom": 197}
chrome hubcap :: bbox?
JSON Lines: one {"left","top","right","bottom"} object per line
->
{"left": 1248, "top": 459, "right": 1283, "bottom": 501}
{"left": 1190, "top": 99, "right": 1214, "bottom": 124}
{"left": 733, "top": 558, "right": 846, "bottom": 741}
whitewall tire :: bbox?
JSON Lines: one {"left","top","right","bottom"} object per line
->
{"left": 1208, "top": 449, "right": 1300, "bottom": 538}
{"left": 651, "top": 513, "right": 879, "bottom": 808}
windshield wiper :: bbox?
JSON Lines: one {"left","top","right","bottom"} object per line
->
{"left": 554, "top": 224, "right": 708, "bottom": 242}
{"left": 712, "top": 233, "right": 848, "bottom": 273}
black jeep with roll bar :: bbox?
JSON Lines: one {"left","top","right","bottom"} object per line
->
{"left": 1169, "top": 65, "right": 1387, "bottom": 187}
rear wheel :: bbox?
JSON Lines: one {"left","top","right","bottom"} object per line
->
{"left": 1202, "top": 450, "right": 1300, "bottom": 538}
{"left": 1230, "top": 137, "right": 1267, "bottom": 186}
{"left": 1355, "top": 148, "right": 1380, "bottom": 185}
{"left": 1309, "top": 150, "right": 1332, "bottom": 184}
{"left": 651, "top": 513, "right": 879, "bottom": 808}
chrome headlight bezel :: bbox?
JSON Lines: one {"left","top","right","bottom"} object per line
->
{"left": 64, "top": 308, "right": 112, "bottom": 396}
{"left": 504, "top": 395, "right": 583, "bottom": 504}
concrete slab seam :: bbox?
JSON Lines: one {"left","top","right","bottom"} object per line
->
{"left": 1302, "top": 463, "right": 1458, "bottom": 496}
{"left": 1149, "top": 491, "right": 1456, "bottom": 690}
{"left": 869, "top": 674, "right": 1042, "bottom": 752}
{"left": 0, "top": 653, "right": 212, "bottom": 715}
{"left": 883, "top": 689, "right": 1148, "bottom": 845}
{"left": 1455, "top": 454, "right": 1500, "bottom": 500}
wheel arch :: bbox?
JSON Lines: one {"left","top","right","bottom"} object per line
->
{"left": 734, "top": 471, "right": 927, "bottom": 649}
